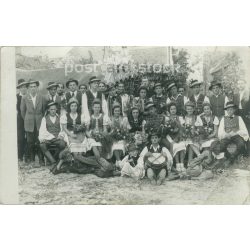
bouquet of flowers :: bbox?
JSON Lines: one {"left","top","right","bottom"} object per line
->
{"left": 160, "top": 118, "right": 179, "bottom": 136}
{"left": 202, "top": 124, "right": 214, "bottom": 139}
{"left": 73, "top": 124, "right": 86, "bottom": 134}
{"left": 91, "top": 130, "right": 105, "bottom": 142}
{"left": 182, "top": 124, "right": 200, "bottom": 142}
{"left": 110, "top": 128, "right": 128, "bottom": 141}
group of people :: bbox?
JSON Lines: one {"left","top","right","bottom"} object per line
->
{"left": 17, "top": 75, "right": 250, "bottom": 185}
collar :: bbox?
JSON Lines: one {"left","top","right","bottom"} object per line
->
{"left": 150, "top": 144, "right": 160, "bottom": 150}
{"left": 171, "top": 94, "right": 181, "bottom": 100}
{"left": 225, "top": 114, "right": 235, "bottom": 118}
{"left": 19, "top": 93, "right": 25, "bottom": 97}
{"left": 92, "top": 113, "right": 102, "bottom": 119}
{"left": 30, "top": 93, "right": 37, "bottom": 99}
{"left": 156, "top": 94, "right": 163, "bottom": 98}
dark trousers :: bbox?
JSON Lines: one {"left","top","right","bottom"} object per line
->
{"left": 26, "top": 126, "right": 43, "bottom": 162}
{"left": 17, "top": 115, "right": 27, "bottom": 160}
{"left": 40, "top": 138, "right": 66, "bottom": 162}
{"left": 220, "top": 135, "right": 246, "bottom": 159}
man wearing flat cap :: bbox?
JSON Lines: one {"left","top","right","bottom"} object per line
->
{"left": 189, "top": 80, "right": 209, "bottom": 115}
{"left": 65, "top": 78, "right": 82, "bottom": 108}
{"left": 20, "top": 80, "right": 46, "bottom": 167}
{"left": 81, "top": 76, "right": 108, "bottom": 122}
{"left": 16, "top": 79, "right": 28, "bottom": 163}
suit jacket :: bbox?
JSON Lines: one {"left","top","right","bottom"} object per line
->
{"left": 44, "top": 94, "right": 62, "bottom": 114}
{"left": 65, "top": 91, "right": 82, "bottom": 107}
{"left": 20, "top": 93, "right": 46, "bottom": 132}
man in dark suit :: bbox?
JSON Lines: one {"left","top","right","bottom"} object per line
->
{"left": 44, "top": 82, "right": 62, "bottom": 114}
{"left": 21, "top": 80, "right": 46, "bottom": 167}
{"left": 65, "top": 79, "right": 82, "bottom": 110}
{"left": 16, "top": 79, "right": 28, "bottom": 163}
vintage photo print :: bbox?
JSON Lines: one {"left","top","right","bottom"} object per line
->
{"left": 1, "top": 46, "right": 250, "bottom": 204}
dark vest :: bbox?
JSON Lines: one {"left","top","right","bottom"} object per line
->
{"left": 152, "top": 95, "right": 167, "bottom": 114}
{"left": 86, "top": 90, "right": 102, "bottom": 112}
{"left": 170, "top": 95, "right": 185, "bottom": 116}
{"left": 128, "top": 115, "right": 143, "bottom": 133}
{"left": 45, "top": 115, "right": 61, "bottom": 138}
{"left": 209, "top": 94, "right": 225, "bottom": 118}
{"left": 224, "top": 116, "right": 239, "bottom": 133}
{"left": 89, "top": 115, "right": 104, "bottom": 131}
{"left": 128, "top": 155, "right": 139, "bottom": 167}
{"left": 147, "top": 144, "right": 163, "bottom": 153}
{"left": 189, "top": 94, "right": 205, "bottom": 115}
{"left": 66, "top": 113, "right": 81, "bottom": 131}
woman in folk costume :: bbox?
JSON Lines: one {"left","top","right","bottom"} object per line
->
{"left": 195, "top": 102, "right": 220, "bottom": 150}
{"left": 109, "top": 102, "right": 130, "bottom": 168}
{"left": 163, "top": 102, "right": 186, "bottom": 173}
{"left": 120, "top": 143, "right": 145, "bottom": 180}
{"left": 217, "top": 101, "right": 249, "bottom": 164}
{"left": 180, "top": 101, "right": 201, "bottom": 166}
{"left": 127, "top": 106, "right": 145, "bottom": 133}
{"left": 84, "top": 99, "right": 112, "bottom": 160}
{"left": 60, "top": 98, "right": 91, "bottom": 154}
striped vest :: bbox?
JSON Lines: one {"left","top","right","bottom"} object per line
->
{"left": 45, "top": 115, "right": 60, "bottom": 138}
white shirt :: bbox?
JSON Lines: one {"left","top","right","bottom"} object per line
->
{"left": 39, "top": 115, "right": 63, "bottom": 141}
{"left": 194, "top": 93, "right": 210, "bottom": 103}
{"left": 81, "top": 89, "right": 108, "bottom": 124}
{"left": 218, "top": 115, "right": 249, "bottom": 141}
{"left": 30, "top": 94, "right": 37, "bottom": 107}
{"left": 138, "top": 144, "right": 173, "bottom": 168}
{"left": 166, "top": 94, "right": 189, "bottom": 105}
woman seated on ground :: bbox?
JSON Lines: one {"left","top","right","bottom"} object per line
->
{"left": 60, "top": 97, "right": 91, "bottom": 155}
{"left": 180, "top": 101, "right": 200, "bottom": 167}
{"left": 85, "top": 99, "right": 111, "bottom": 160}
{"left": 109, "top": 102, "right": 130, "bottom": 168}
{"left": 120, "top": 143, "right": 145, "bottom": 180}
{"left": 163, "top": 102, "right": 186, "bottom": 174}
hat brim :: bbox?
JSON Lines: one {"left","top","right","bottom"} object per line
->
{"left": 47, "top": 83, "right": 59, "bottom": 89}
{"left": 17, "top": 82, "right": 28, "bottom": 88}
{"left": 47, "top": 102, "right": 58, "bottom": 109}
{"left": 27, "top": 81, "right": 40, "bottom": 87}
{"left": 224, "top": 104, "right": 237, "bottom": 110}
{"left": 209, "top": 83, "right": 222, "bottom": 90}
{"left": 190, "top": 82, "right": 201, "bottom": 88}
{"left": 145, "top": 104, "right": 155, "bottom": 110}
{"left": 89, "top": 79, "right": 101, "bottom": 84}
{"left": 167, "top": 83, "right": 176, "bottom": 91}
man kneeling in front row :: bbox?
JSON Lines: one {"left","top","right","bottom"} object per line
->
{"left": 39, "top": 101, "right": 66, "bottom": 167}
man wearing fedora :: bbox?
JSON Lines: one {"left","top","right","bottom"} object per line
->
{"left": 217, "top": 101, "right": 249, "bottom": 163}
{"left": 44, "top": 82, "right": 62, "bottom": 114}
{"left": 209, "top": 80, "right": 227, "bottom": 120}
{"left": 166, "top": 82, "right": 189, "bottom": 116}
{"left": 151, "top": 83, "right": 167, "bottom": 114}
{"left": 189, "top": 80, "right": 209, "bottom": 115}
{"left": 65, "top": 78, "right": 82, "bottom": 108}
{"left": 20, "top": 80, "right": 46, "bottom": 167}
{"left": 81, "top": 76, "right": 108, "bottom": 121}
{"left": 39, "top": 101, "right": 66, "bottom": 168}
{"left": 17, "top": 79, "right": 28, "bottom": 163}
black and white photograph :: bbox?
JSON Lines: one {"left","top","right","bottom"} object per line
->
{"left": 3, "top": 46, "right": 248, "bottom": 204}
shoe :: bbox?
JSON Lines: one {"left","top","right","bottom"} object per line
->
{"left": 156, "top": 178, "right": 164, "bottom": 185}
{"left": 39, "top": 160, "right": 45, "bottom": 167}
{"left": 150, "top": 179, "right": 157, "bottom": 185}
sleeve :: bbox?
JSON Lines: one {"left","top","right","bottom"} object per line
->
{"left": 60, "top": 114, "right": 67, "bottom": 125}
{"left": 218, "top": 117, "right": 226, "bottom": 140}
{"left": 120, "top": 155, "right": 129, "bottom": 167}
{"left": 204, "top": 96, "right": 210, "bottom": 103}
{"left": 81, "top": 93, "right": 90, "bottom": 123}
{"left": 224, "top": 96, "right": 229, "bottom": 116}
{"left": 103, "top": 115, "right": 111, "bottom": 126}
{"left": 179, "top": 116, "right": 185, "bottom": 126}
{"left": 38, "top": 117, "right": 55, "bottom": 141}
{"left": 138, "top": 146, "right": 148, "bottom": 166}
{"left": 195, "top": 116, "right": 203, "bottom": 126}
{"left": 20, "top": 97, "right": 26, "bottom": 120}
{"left": 213, "top": 116, "right": 220, "bottom": 126}
{"left": 238, "top": 116, "right": 249, "bottom": 141}
{"left": 166, "top": 97, "right": 171, "bottom": 105}
{"left": 102, "top": 94, "right": 108, "bottom": 116}
{"left": 162, "top": 147, "right": 173, "bottom": 167}
{"left": 183, "top": 96, "right": 189, "bottom": 105}
{"left": 122, "top": 117, "right": 131, "bottom": 131}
